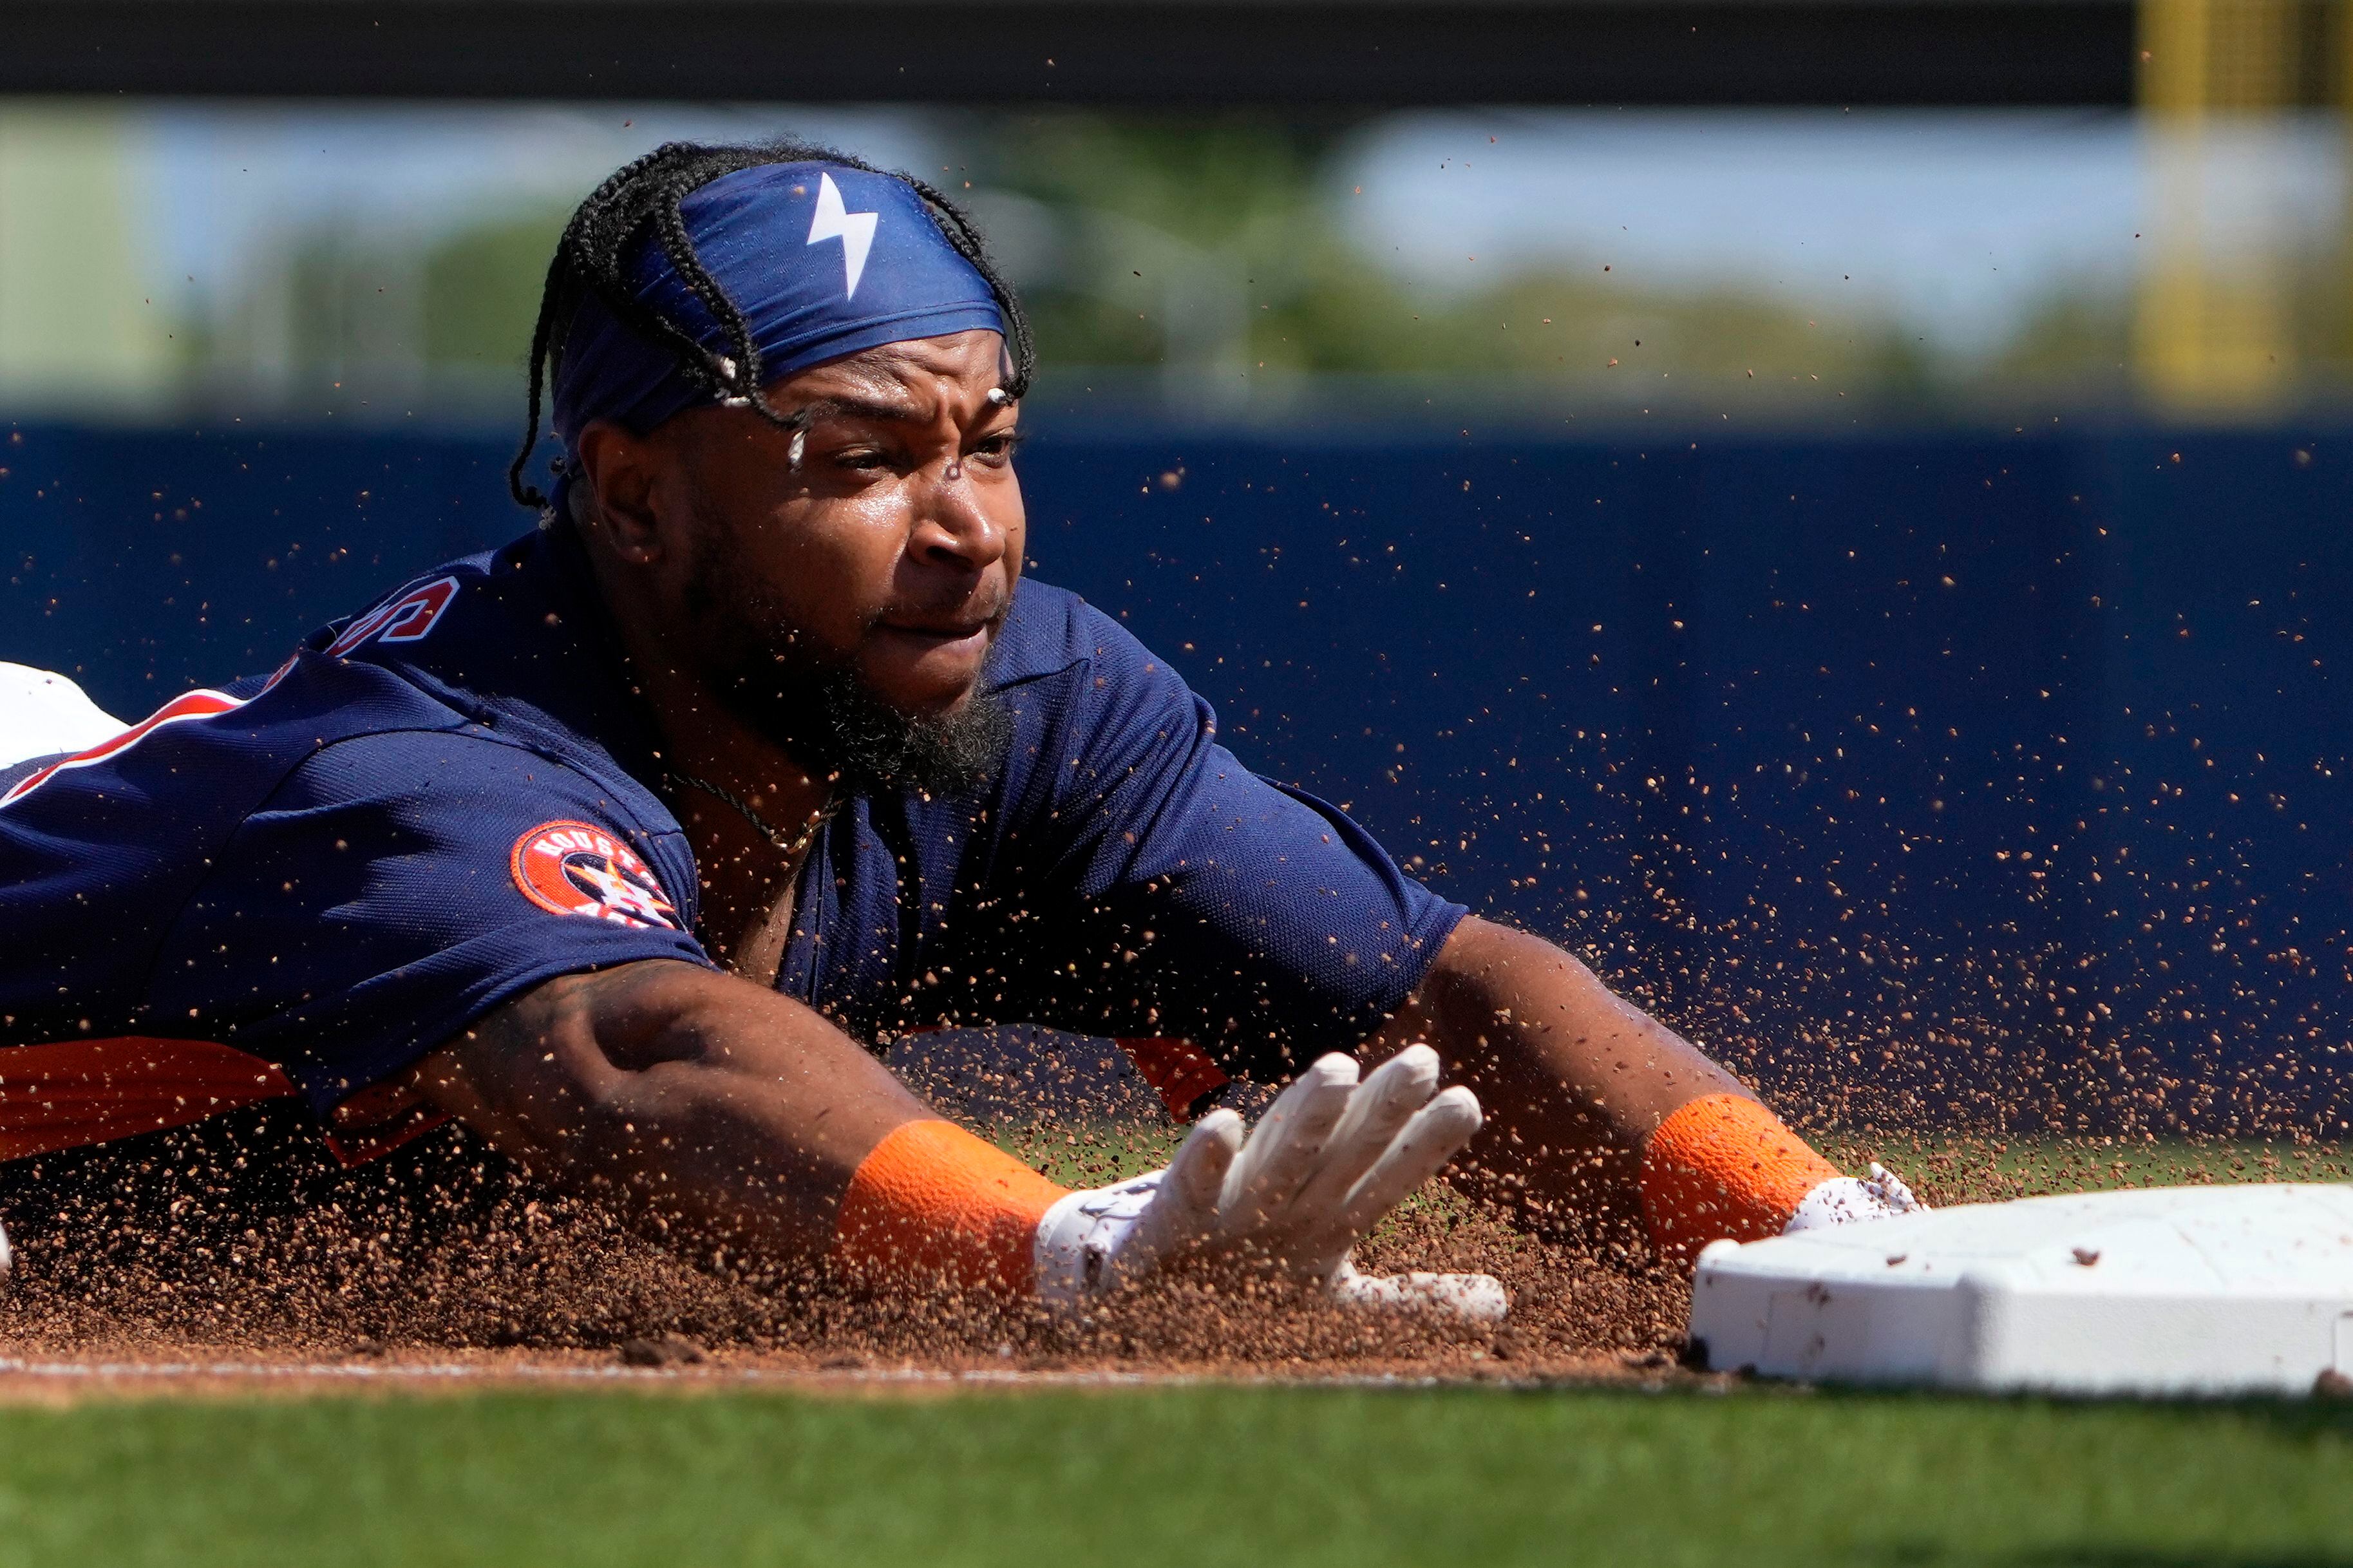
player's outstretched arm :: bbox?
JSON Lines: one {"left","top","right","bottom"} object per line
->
{"left": 1370, "top": 916, "right": 1919, "bottom": 1261}
{"left": 411, "top": 959, "right": 939, "bottom": 1263}
{"left": 411, "top": 959, "right": 1501, "bottom": 1314}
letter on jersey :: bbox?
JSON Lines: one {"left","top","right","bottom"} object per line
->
{"left": 325, "top": 576, "right": 460, "bottom": 659}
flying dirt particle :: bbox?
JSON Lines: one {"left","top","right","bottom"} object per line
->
{"left": 2070, "top": 1247, "right": 2101, "bottom": 1267}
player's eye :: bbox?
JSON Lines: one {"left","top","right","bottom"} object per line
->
{"left": 970, "top": 430, "right": 1026, "bottom": 466}
{"left": 831, "top": 446, "right": 891, "bottom": 471}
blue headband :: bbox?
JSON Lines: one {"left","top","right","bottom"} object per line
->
{"left": 550, "top": 162, "right": 1006, "bottom": 458}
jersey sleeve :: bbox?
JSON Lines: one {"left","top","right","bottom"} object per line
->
{"left": 150, "top": 728, "right": 710, "bottom": 1111}
{"left": 994, "top": 612, "right": 1466, "bottom": 1077}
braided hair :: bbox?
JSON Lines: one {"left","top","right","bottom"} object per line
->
{"left": 507, "top": 138, "right": 1036, "bottom": 512}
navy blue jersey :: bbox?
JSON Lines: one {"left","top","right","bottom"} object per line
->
{"left": 0, "top": 525, "right": 1463, "bottom": 1144}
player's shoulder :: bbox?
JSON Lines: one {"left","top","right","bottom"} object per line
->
{"left": 987, "top": 578, "right": 1179, "bottom": 694}
{"left": 310, "top": 533, "right": 536, "bottom": 680}
{"left": 314, "top": 527, "right": 660, "bottom": 776}
{"left": 281, "top": 717, "right": 662, "bottom": 831}
{"left": 981, "top": 580, "right": 1210, "bottom": 809}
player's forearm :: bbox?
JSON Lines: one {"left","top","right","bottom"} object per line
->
{"left": 413, "top": 960, "right": 936, "bottom": 1263}
{"left": 1383, "top": 918, "right": 1909, "bottom": 1260}
{"left": 543, "top": 1053, "right": 893, "bottom": 1258}
{"left": 1375, "top": 916, "right": 1749, "bottom": 1227}
{"left": 413, "top": 961, "right": 1501, "bottom": 1314}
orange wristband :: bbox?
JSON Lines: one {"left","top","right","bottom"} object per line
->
{"left": 829, "top": 1119, "right": 1070, "bottom": 1296}
{"left": 1639, "top": 1093, "right": 1840, "bottom": 1260}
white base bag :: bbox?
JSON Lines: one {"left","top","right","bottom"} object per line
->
{"left": 1688, "top": 1182, "right": 2353, "bottom": 1397}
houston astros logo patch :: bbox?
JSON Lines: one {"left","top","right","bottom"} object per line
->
{"left": 510, "top": 820, "right": 678, "bottom": 929}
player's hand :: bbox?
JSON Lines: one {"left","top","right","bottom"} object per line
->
{"left": 1781, "top": 1160, "right": 1927, "bottom": 1233}
{"left": 1034, "top": 1045, "right": 1506, "bottom": 1320}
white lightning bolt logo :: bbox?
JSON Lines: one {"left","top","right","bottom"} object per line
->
{"left": 806, "top": 172, "right": 878, "bottom": 300}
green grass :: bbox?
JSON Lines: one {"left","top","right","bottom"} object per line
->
{"left": 1817, "top": 1133, "right": 2353, "bottom": 1205}
{"left": 1, "top": 1384, "right": 2348, "bottom": 1567}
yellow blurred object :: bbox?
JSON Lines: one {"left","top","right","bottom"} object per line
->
{"left": 2131, "top": 0, "right": 2305, "bottom": 413}
{"left": 2142, "top": 0, "right": 2298, "bottom": 111}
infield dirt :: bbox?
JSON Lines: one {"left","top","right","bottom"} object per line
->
{"left": 0, "top": 1090, "right": 2323, "bottom": 1399}
{"left": 0, "top": 1099, "right": 1674, "bottom": 1395}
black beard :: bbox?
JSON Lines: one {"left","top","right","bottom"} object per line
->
{"left": 720, "top": 651, "right": 1010, "bottom": 798}
{"left": 682, "top": 553, "right": 1010, "bottom": 799}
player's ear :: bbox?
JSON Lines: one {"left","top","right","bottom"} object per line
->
{"left": 573, "top": 420, "right": 664, "bottom": 564}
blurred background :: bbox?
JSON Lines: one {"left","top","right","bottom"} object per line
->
{"left": 5, "top": 0, "right": 2352, "bottom": 1139}
{"left": 3, "top": 96, "right": 2348, "bottom": 426}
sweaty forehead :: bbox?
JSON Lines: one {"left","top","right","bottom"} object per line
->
{"left": 778, "top": 330, "right": 1011, "bottom": 417}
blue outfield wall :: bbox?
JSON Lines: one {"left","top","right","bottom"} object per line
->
{"left": 3, "top": 417, "right": 2348, "bottom": 1135}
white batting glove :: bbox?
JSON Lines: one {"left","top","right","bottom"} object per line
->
{"left": 1034, "top": 1045, "right": 1506, "bottom": 1321}
{"left": 1782, "top": 1161, "right": 1927, "bottom": 1233}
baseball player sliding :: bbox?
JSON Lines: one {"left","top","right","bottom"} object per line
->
{"left": 0, "top": 142, "right": 1917, "bottom": 1319}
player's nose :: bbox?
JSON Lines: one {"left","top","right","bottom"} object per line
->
{"left": 911, "top": 462, "right": 1008, "bottom": 574}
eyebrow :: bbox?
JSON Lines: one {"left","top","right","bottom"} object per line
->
{"left": 793, "top": 393, "right": 1017, "bottom": 428}
{"left": 796, "top": 395, "right": 925, "bottom": 426}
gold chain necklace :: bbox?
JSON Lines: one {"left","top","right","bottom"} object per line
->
{"left": 665, "top": 770, "right": 833, "bottom": 862}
